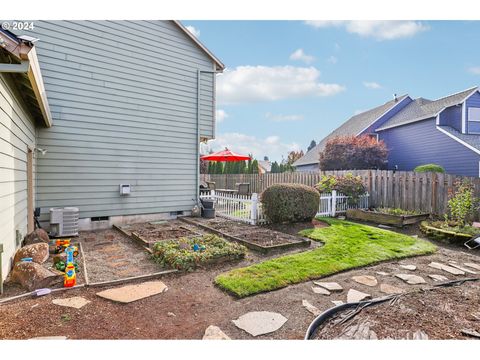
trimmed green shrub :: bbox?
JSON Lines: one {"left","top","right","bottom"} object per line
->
{"left": 414, "top": 164, "right": 445, "bottom": 173}
{"left": 152, "top": 234, "right": 247, "bottom": 271}
{"left": 315, "top": 173, "right": 367, "bottom": 202}
{"left": 261, "top": 183, "right": 320, "bottom": 223}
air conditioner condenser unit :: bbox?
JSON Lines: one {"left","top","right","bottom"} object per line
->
{"left": 49, "top": 207, "right": 79, "bottom": 237}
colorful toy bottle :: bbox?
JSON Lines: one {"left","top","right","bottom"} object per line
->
{"left": 64, "top": 262, "right": 76, "bottom": 287}
{"left": 65, "top": 246, "right": 74, "bottom": 264}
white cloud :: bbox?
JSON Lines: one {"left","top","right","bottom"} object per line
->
{"left": 363, "top": 81, "right": 382, "bottom": 89}
{"left": 468, "top": 66, "right": 480, "bottom": 75}
{"left": 265, "top": 112, "right": 304, "bottom": 122}
{"left": 305, "top": 20, "right": 428, "bottom": 40}
{"left": 327, "top": 55, "right": 338, "bottom": 64}
{"left": 185, "top": 25, "right": 200, "bottom": 38}
{"left": 216, "top": 65, "right": 345, "bottom": 104}
{"left": 216, "top": 109, "right": 228, "bottom": 123}
{"left": 289, "top": 48, "right": 315, "bottom": 64}
{"left": 207, "top": 132, "right": 300, "bottom": 162}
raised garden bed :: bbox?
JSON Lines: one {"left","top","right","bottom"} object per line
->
{"left": 346, "top": 208, "right": 429, "bottom": 227}
{"left": 113, "top": 220, "right": 203, "bottom": 249}
{"left": 179, "top": 217, "right": 311, "bottom": 253}
{"left": 152, "top": 234, "right": 247, "bottom": 271}
{"left": 420, "top": 221, "right": 479, "bottom": 242}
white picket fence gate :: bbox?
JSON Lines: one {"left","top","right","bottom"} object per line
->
{"left": 318, "top": 190, "right": 370, "bottom": 217}
{"left": 200, "top": 190, "right": 369, "bottom": 224}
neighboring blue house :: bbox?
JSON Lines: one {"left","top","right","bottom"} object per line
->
{"left": 294, "top": 86, "right": 480, "bottom": 177}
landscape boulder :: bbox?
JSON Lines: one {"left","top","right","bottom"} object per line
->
{"left": 24, "top": 228, "right": 50, "bottom": 246}
{"left": 13, "top": 243, "right": 49, "bottom": 264}
{"left": 9, "top": 262, "right": 63, "bottom": 291}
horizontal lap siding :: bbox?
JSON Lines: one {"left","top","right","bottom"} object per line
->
{"left": 23, "top": 20, "right": 216, "bottom": 219}
{"left": 0, "top": 74, "right": 36, "bottom": 278}
{"left": 379, "top": 118, "right": 480, "bottom": 177}
{"left": 438, "top": 105, "right": 462, "bottom": 132}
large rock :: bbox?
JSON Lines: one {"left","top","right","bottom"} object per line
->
{"left": 24, "top": 228, "right": 50, "bottom": 245}
{"left": 9, "top": 262, "right": 63, "bottom": 291}
{"left": 13, "top": 243, "right": 49, "bottom": 264}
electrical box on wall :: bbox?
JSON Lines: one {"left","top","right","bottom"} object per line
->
{"left": 119, "top": 184, "right": 131, "bottom": 195}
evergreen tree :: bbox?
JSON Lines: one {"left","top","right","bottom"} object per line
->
{"left": 238, "top": 160, "right": 246, "bottom": 174}
{"left": 250, "top": 159, "right": 259, "bottom": 174}
{"left": 215, "top": 161, "right": 224, "bottom": 174}
{"left": 271, "top": 161, "right": 279, "bottom": 173}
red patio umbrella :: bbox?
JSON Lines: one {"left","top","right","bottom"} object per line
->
{"left": 200, "top": 148, "right": 251, "bottom": 162}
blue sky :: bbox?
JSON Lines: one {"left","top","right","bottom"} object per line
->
{"left": 185, "top": 20, "right": 480, "bottom": 162}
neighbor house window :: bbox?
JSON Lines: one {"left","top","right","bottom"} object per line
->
{"left": 468, "top": 107, "right": 480, "bottom": 122}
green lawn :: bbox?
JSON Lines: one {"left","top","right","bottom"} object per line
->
{"left": 215, "top": 218, "right": 436, "bottom": 297}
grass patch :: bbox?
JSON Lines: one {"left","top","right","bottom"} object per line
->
{"left": 215, "top": 218, "right": 436, "bottom": 297}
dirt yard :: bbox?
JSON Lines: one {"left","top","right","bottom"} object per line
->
{"left": 314, "top": 281, "right": 480, "bottom": 340}
{"left": 1, "top": 218, "right": 480, "bottom": 339}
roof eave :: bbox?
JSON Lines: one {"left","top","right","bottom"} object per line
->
{"left": 0, "top": 30, "right": 52, "bottom": 127}
{"left": 173, "top": 20, "right": 225, "bottom": 72}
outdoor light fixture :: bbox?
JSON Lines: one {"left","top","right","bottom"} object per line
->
{"left": 35, "top": 147, "right": 47, "bottom": 156}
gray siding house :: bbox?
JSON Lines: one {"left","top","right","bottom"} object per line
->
{"left": 0, "top": 21, "right": 223, "bottom": 281}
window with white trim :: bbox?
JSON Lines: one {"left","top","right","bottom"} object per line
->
{"left": 468, "top": 107, "right": 480, "bottom": 122}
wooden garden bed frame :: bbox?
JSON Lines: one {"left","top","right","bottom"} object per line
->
{"left": 346, "top": 208, "right": 429, "bottom": 227}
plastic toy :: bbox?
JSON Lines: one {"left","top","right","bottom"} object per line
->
{"left": 63, "top": 262, "right": 76, "bottom": 287}
{"left": 193, "top": 244, "right": 200, "bottom": 252}
{"left": 54, "top": 239, "right": 78, "bottom": 257}
{"left": 65, "top": 246, "right": 75, "bottom": 264}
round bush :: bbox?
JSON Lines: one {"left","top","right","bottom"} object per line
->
{"left": 261, "top": 183, "right": 320, "bottom": 223}
{"left": 414, "top": 164, "right": 445, "bottom": 173}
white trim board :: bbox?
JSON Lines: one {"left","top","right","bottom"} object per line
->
{"left": 358, "top": 95, "right": 411, "bottom": 135}
{"left": 436, "top": 126, "right": 480, "bottom": 155}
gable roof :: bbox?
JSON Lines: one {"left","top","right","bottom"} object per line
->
{"left": 258, "top": 160, "right": 272, "bottom": 172}
{"left": 293, "top": 94, "right": 409, "bottom": 167}
{"left": 173, "top": 21, "right": 225, "bottom": 71}
{"left": 376, "top": 86, "right": 478, "bottom": 131}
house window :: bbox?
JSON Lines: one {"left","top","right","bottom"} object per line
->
{"left": 468, "top": 107, "right": 480, "bottom": 122}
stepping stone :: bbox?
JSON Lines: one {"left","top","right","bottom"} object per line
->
{"left": 52, "top": 296, "right": 91, "bottom": 309}
{"left": 352, "top": 275, "right": 378, "bottom": 287}
{"left": 202, "top": 325, "right": 230, "bottom": 340}
{"left": 395, "top": 274, "right": 426, "bottom": 285}
{"left": 400, "top": 265, "right": 416, "bottom": 271}
{"left": 428, "top": 262, "right": 465, "bottom": 276}
{"left": 29, "top": 336, "right": 67, "bottom": 340}
{"left": 376, "top": 271, "right": 389, "bottom": 276}
{"left": 313, "top": 281, "right": 343, "bottom": 292}
{"left": 379, "top": 283, "right": 404, "bottom": 295}
{"left": 448, "top": 263, "right": 477, "bottom": 274}
{"left": 428, "top": 274, "right": 449, "bottom": 282}
{"left": 464, "top": 262, "right": 480, "bottom": 271}
{"left": 302, "top": 300, "right": 321, "bottom": 317}
{"left": 331, "top": 300, "right": 344, "bottom": 306}
{"left": 378, "top": 224, "right": 393, "bottom": 229}
{"left": 96, "top": 280, "right": 167, "bottom": 303}
{"left": 232, "top": 311, "right": 287, "bottom": 337}
{"left": 311, "top": 286, "right": 331, "bottom": 295}
{"left": 347, "top": 289, "right": 371, "bottom": 303}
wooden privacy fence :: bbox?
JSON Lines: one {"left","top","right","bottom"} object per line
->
{"left": 202, "top": 170, "right": 480, "bottom": 216}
